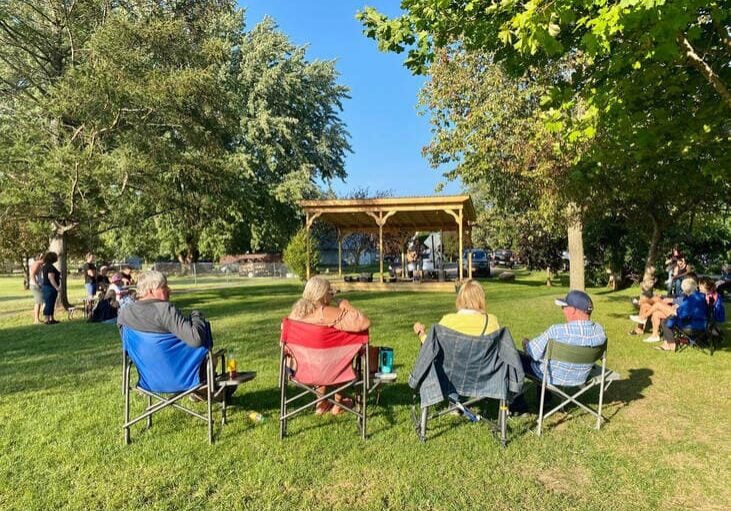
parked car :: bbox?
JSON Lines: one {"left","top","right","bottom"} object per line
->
{"left": 492, "top": 249, "right": 514, "bottom": 268}
{"left": 463, "top": 249, "right": 491, "bottom": 277}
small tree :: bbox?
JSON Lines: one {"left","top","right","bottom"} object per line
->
{"left": 283, "top": 228, "right": 319, "bottom": 281}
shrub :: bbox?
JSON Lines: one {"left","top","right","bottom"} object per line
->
{"left": 283, "top": 228, "right": 319, "bottom": 281}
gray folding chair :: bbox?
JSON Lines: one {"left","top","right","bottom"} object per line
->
{"left": 529, "top": 340, "right": 620, "bottom": 436}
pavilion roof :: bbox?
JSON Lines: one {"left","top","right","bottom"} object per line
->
{"left": 299, "top": 195, "right": 475, "bottom": 233}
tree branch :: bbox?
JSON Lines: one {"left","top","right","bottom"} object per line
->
{"left": 679, "top": 35, "right": 731, "bottom": 107}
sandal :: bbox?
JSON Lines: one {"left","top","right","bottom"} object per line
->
{"left": 315, "top": 401, "right": 332, "bottom": 415}
{"left": 331, "top": 397, "right": 354, "bottom": 416}
{"left": 653, "top": 345, "right": 675, "bottom": 352}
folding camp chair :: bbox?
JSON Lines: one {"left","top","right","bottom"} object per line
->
{"left": 279, "top": 318, "right": 369, "bottom": 440}
{"left": 409, "top": 326, "right": 524, "bottom": 447}
{"left": 121, "top": 326, "right": 255, "bottom": 444}
{"left": 528, "top": 340, "right": 619, "bottom": 436}
{"left": 675, "top": 296, "right": 724, "bottom": 355}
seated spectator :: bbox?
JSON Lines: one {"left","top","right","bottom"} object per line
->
{"left": 510, "top": 290, "right": 607, "bottom": 415}
{"left": 699, "top": 277, "right": 725, "bottom": 324}
{"left": 96, "top": 265, "right": 110, "bottom": 295}
{"left": 657, "top": 278, "right": 708, "bottom": 352}
{"left": 288, "top": 276, "right": 370, "bottom": 415}
{"left": 110, "top": 273, "right": 135, "bottom": 309}
{"left": 120, "top": 266, "right": 135, "bottom": 286}
{"left": 118, "top": 271, "right": 208, "bottom": 348}
{"left": 413, "top": 279, "right": 500, "bottom": 342}
{"left": 629, "top": 278, "right": 676, "bottom": 342}
{"left": 88, "top": 288, "right": 118, "bottom": 324}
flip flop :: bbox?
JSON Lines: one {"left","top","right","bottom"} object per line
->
{"left": 331, "top": 397, "right": 354, "bottom": 416}
{"left": 315, "top": 401, "right": 333, "bottom": 415}
{"left": 653, "top": 345, "right": 675, "bottom": 352}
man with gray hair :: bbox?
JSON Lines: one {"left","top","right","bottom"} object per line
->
{"left": 117, "top": 270, "right": 207, "bottom": 347}
{"left": 657, "top": 277, "right": 708, "bottom": 352}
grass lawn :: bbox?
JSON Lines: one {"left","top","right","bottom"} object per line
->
{"left": 1, "top": 272, "right": 729, "bottom": 510}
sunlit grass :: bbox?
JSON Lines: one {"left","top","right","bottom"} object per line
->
{"left": 0, "top": 273, "right": 728, "bottom": 510}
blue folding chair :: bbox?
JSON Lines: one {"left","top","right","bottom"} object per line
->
{"left": 121, "top": 326, "right": 255, "bottom": 444}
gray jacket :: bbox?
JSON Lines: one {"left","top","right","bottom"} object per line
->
{"left": 117, "top": 299, "right": 207, "bottom": 348}
{"left": 408, "top": 325, "right": 525, "bottom": 408}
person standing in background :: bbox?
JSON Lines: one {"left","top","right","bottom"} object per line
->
{"left": 41, "top": 252, "right": 61, "bottom": 325}
{"left": 83, "top": 253, "right": 98, "bottom": 299}
{"left": 28, "top": 253, "right": 44, "bottom": 324}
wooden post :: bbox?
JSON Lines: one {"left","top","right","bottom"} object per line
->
{"left": 379, "top": 212, "right": 384, "bottom": 283}
{"left": 458, "top": 209, "right": 464, "bottom": 281}
{"left": 305, "top": 214, "right": 311, "bottom": 280}
{"left": 337, "top": 229, "right": 342, "bottom": 278}
{"left": 304, "top": 212, "right": 321, "bottom": 281}
{"left": 468, "top": 251, "right": 473, "bottom": 279}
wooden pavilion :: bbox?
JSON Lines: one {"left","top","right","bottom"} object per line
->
{"left": 299, "top": 195, "right": 476, "bottom": 289}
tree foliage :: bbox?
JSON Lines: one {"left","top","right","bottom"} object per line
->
{"left": 360, "top": 1, "right": 730, "bottom": 285}
{"left": 283, "top": 227, "right": 319, "bottom": 281}
{"left": 0, "top": 2, "right": 350, "bottom": 301}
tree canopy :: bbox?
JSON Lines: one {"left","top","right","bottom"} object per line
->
{"left": 0, "top": 1, "right": 350, "bottom": 296}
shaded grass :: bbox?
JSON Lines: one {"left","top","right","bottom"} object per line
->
{"left": 0, "top": 274, "right": 729, "bottom": 510}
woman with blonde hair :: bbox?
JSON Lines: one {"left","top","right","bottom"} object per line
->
{"left": 413, "top": 279, "right": 500, "bottom": 342}
{"left": 288, "top": 276, "right": 371, "bottom": 415}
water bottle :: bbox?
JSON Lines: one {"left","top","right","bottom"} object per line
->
{"left": 248, "top": 411, "right": 265, "bottom": 423}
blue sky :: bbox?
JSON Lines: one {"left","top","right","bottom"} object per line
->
{"left": 241, "top": 1, "right": 462, "bottom": 197}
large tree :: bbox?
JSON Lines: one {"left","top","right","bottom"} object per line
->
{"left": 0, "top": 2, "right": 350, "bottom": 301}
{"left": 360, "top": 1, "right": 730, "bottom": 287}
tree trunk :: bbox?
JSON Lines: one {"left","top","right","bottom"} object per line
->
{"left": 21, "top": 254, "right": 30, "bottom": 290}
{"left": 546, "top": 267, "right": 553, "bottom": 286}
{"left": 567, "top": 203, "right": 585, "bottom": 291}
{"left": 49, "top": 231, "right": 72, "bottom": 309}
{"left": 643, "top": 213, "right": 662, "bottom": 283}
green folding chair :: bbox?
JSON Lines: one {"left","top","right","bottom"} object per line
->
{"left": 531, "top": 340, "right": 620, "bottom": 436}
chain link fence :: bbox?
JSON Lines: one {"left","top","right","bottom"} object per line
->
{"left": 150, "top": 261, "right": 294, "bottom": 280}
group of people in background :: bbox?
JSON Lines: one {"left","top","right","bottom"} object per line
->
{"left": 629, "top": 249, "right": 726, "bottom": 351}
{"left": 28, "top": 251, "right": 137, "bottom": 325}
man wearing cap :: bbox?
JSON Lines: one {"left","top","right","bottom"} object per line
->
{"left": 511, "top": 290, "right": 607, "bottom": 414}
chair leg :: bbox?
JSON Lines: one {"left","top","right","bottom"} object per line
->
{"left": 146, "top": 395, "right": 153, "bottom": 429}
{"left": 419, "top": 406, "right": 428, "bottom": 442}
{"left": 123, "top": 362, "right": 131, "bottom": 445}
{"left": 537, "top": 376, "right": 547, "bottom": 437}
{"left": 279, "top": 350, "right": 287, "bottom": 440}
{"left": 596, "top": 359, "right": 607, "bottom": 430}
{"left": 499, "top": 399, "right": 507, "bottom": 448}
{"left": 207, "top": 357, "right": 214, "bottom": 444}
{"left": 361, "top": 350, "right": 368, "bottom": 440}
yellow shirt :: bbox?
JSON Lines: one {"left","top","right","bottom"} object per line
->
{"left": 420, "top": 310, "right": 500, "bottom": 341}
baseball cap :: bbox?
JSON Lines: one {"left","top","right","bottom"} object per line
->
{"left": 554, "top": 290, "right": 593, "bottom": 314}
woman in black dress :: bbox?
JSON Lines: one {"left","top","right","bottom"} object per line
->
{"left": 41, "top": 252, "right": 61, "bottom": 324}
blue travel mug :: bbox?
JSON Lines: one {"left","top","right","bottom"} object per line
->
{"left": 379, "top": 347, "right": 394, "bottom": 373}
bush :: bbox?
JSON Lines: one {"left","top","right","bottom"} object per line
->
{"left": 283, "top": 228, "right": 319, "bottom": 281}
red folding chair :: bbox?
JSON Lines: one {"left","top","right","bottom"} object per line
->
{"left": 279, "top": 318, "right": 370, "bottom": 439}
